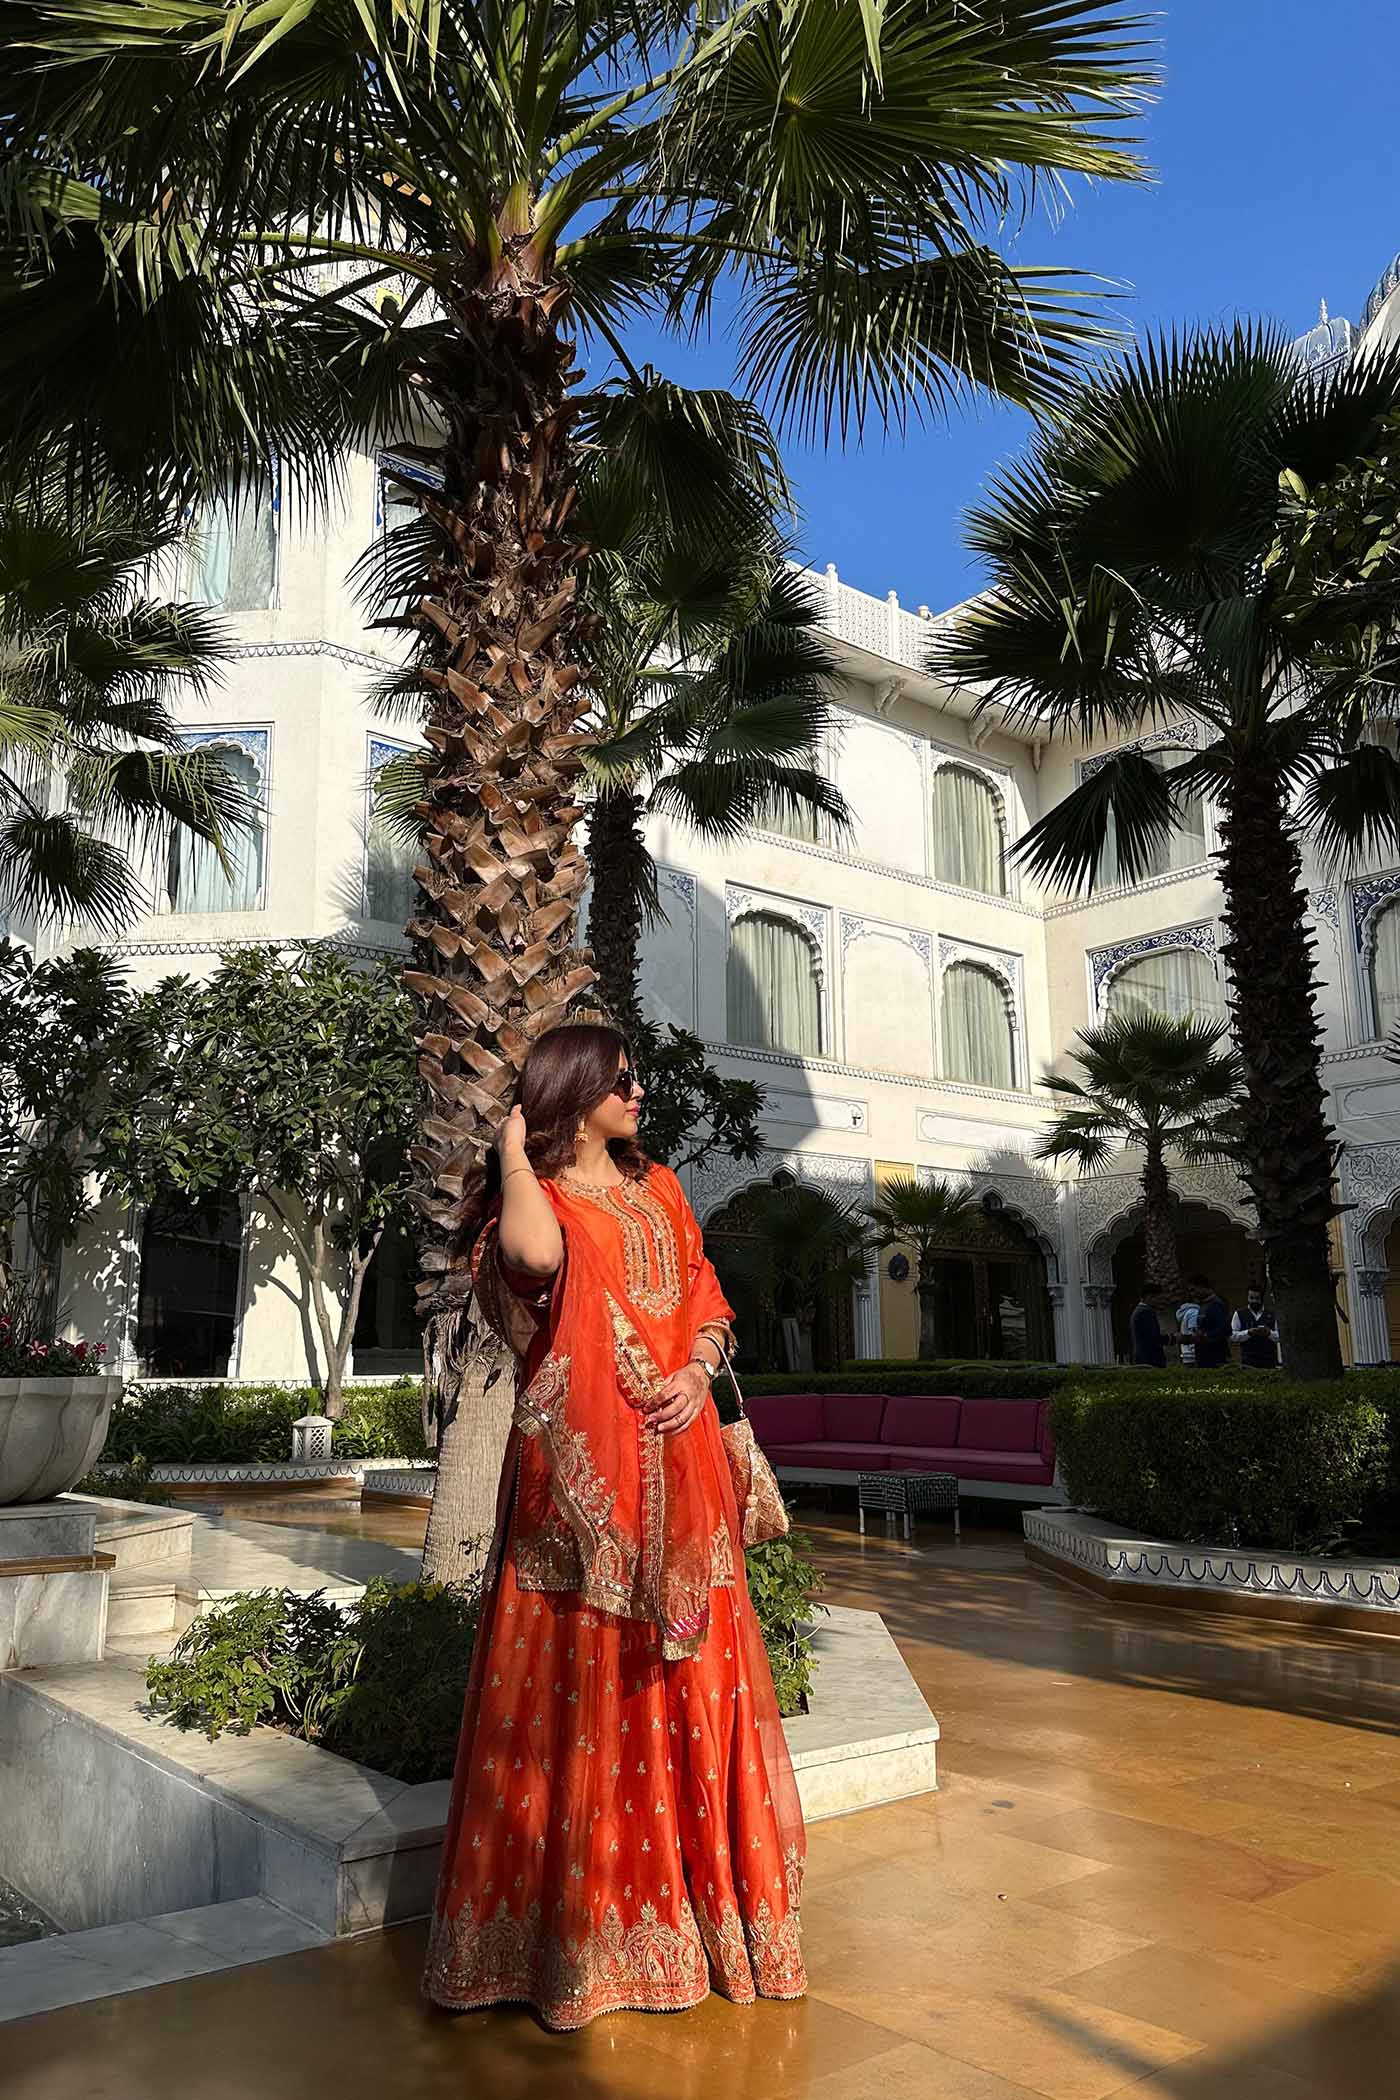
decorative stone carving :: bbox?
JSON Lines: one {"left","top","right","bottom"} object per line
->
{"left": 1350, "top": 869, "right": 1400, "bottom": 965}
{"left": 180, "top": 724, "right": 270, "bottom": 792}
{"left": 291, "top": 1416, "right": 335, "bottom": 1464}
{"left": 692, "top": 1147, "right": 872, "bottom": 1226}
{"left": 1354, "top": 1268, "right": 1391, "bottom": 1300}
{"left": 1088, "top": 921, "right": 1217, "bottom": 1005}
{"left": 1078, "top": 722, "right": 1200, "bottom": 780}
{"left": 840, "top": 914, "right": 931, "bottom": 965}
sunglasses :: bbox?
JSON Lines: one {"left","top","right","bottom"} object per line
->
{"left": 610, "top": 1067, "right": 640, "bottom": 1101}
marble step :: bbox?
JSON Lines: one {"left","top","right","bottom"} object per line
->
{"left": 0, "top": 1897, "right": 328, "bottom": 2023}
{"left": 105, "top": 1575, "right": 180, "bottom": 1637}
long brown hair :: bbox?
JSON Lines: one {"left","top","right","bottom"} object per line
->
{"left": 493, "top": 1023, "right": 648, "bottom": 1204}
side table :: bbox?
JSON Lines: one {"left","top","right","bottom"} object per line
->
{"left": 857, "top": 1470, "right": 960, "bottom": 1542}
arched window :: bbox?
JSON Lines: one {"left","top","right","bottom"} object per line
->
{"left": 942, "top": 962, "right": 1015, "bottom": 1089}
{"left": 1371, "top": 900, "right": 1400, "bottom": 1038}
{"left": 932, "top": 766, "right": 1005, "bottom": 893}
{"left": 365, "top": 754, "right": 418, "bottom": 926}
{"left": 727, "top": 911, "right": 823, "bottom": 1056}
{"left": 167, "top": 744, "right": 265, "bottom": 913}
{"left": 136, "top": 1188, "right": 243, "bottom": 1377}
{"left": 1106, "top": 946, "right": 1225, "bottom": 1025}
{"left": 1098, "top": 748, "right": 1208, "bottom": 887}
{"left": 190, "top": 488, "right": 278, "bottom": 612}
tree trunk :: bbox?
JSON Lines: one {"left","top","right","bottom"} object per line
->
{"left": 1139, "top": 1138, "right": 1182, "bottom": 1302}
{"left": 585, "top": 784, "right": 648, "bottom": 1032}
{"left": 1216, "top": 764, "right": 1343, "bottom": 1379}
{"left": 915, "top": 1277, "right": 939, "bottom": 1360}
{"left": 400, "top": 252, "right": 596, "bottom": 1558}
{"left": 420, "top": 1303, "right": 516, "bottom": 1586}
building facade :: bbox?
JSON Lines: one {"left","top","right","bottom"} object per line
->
{"left": 29, "top": 256, "right": 1400, "bottom": 1379}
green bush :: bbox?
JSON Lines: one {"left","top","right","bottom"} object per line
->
{"left": 1049, "top": 1371, "right": 1391, "bottom": 1550}
{"left": 104, "top": 1378, "right": 428, "bottom": 1465}
{"left": 73, "top": 1453, "right": 175, "bottom": 1506}
{"left": 744, "top": 1530, "right": 827, "bottom": 1716}
{"left": 742, "top": 1363, "right": 1065, "bottom": 1401}
{"left": 144, "top": 1534, "right": 824, "bottom": 1774}
{"left": 146, "top": 1575, "right": 482, "bottom": 1784}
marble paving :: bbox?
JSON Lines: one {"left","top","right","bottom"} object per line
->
{"left": 7, "top": 1513, "right": 1400, "bottom": 2098}
{"left": 0, "top": 1899, "right": 326, "bottom": 2022}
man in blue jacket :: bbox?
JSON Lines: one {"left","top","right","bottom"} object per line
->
{"left": 1130, "top": 1282, "right": 1166, "bottom": 1367}
{"left": 1194, "top": 1276, "right": 1231, "bottom": 1368}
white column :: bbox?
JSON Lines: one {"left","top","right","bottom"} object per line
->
{"left": 1080, "top": 1283, "right": 1116, "bottom": 1364}
{"left": 1350, "top": 1267, "right": 1392, "bottom": 1364}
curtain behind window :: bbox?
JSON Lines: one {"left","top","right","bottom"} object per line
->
{"left": 1106, "top": 947, "right": 1224, "bottom": 1024}
{"left": 727, "top": 911, "right": 822, "bottom": 1055}
{"left": 192, "top": 492, "right": 277, "bottom": 611}
{"left": 1098, "top": 749, "right": 1207, "bottom": 887}
{"left": 942, "top": 962, "right": 1015, "bottom": 1088}
{"left": 366, "top": 765, "right": 418, "bottom": 925}
{"left": 1372, "top": 905, "right": 1400, "bottom": 1038}
{"left": 932, "top": 767, "right": 1004, "bottom": 893}
{"left": 168, "top": 747, "right": 264, "bottom": 913}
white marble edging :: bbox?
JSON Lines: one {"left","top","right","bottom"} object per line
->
{"left": 1025, "top": 1508, "right": 1400, "bottom": 1620}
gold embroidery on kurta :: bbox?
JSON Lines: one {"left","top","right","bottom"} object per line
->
{"left": 566, "top": 1177, "right": 682, "bottom": 1315}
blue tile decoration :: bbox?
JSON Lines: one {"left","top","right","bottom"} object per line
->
{"left": 1088, "top": 920, "right": 1216, "bottom": 1003}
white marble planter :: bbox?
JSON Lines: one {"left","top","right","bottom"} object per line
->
{"left": 0, "top": 1376, "right": 121, "bottom": 1505}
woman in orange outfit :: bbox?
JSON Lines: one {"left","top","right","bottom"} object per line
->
{"left": 424, "top": 1021, "right": 806, "bottom": 2030}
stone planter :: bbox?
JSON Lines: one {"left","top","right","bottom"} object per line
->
{"left": 0, "top": 1376, "right": 122, "bottom": 1505}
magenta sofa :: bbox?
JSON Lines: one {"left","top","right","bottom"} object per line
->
{"left": 744, "top": 1391, "right": 1058, "bottom": 1493}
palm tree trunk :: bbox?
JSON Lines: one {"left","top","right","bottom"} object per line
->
{"left": 404, "top": 252, "right": 596, "bottom": 1565}
{"left": 420, "top": 1305, "right": 516, "bottom": 1584}
{"left": 915, "top": 1279, "right": 939, "bottom": 1360}
{"left": 585, "top": 784, "right": 647, "bottom": 1031}
{"left": 1217, "top": 762, "right": 1342, "bottom": 1379}
{"left": 1139, "top": 1138, "right": 1182, "bottom": 1302}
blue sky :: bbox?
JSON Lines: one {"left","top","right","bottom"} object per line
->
{"left": 626, "top": 0, "right": 1400, "bottom": 613}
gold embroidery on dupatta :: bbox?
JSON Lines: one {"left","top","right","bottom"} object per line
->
{"left": 424, "top": 1892, "right": 710, "bottom": 2028}
{"left": 567, "top": 1178, "right": 682, "bottom": 1315}
{"left": 605, "top": 1293, "right": 709, "bottom": 1660}
{"left": 513, "top": 1349, "right": 637, "bottom": 1612}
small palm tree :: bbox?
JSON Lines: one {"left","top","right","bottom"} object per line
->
{"left": 866, "top": 1173, "right": 977, "bottom": 1359}
{"left": 930, "top": 325, "right": 1400, "bottom": 1379}
{"left": 738, "top": 1181, "right": 871, "bottom": 1372}
{"left": 584, "top": 524, "right": 850, "bottom": 1028}
{"left": 0, "top": 488, "right": 245, "bottom": 933}
{"left": 1037, "top": 1012, "right": 1243, "bottom": 1303}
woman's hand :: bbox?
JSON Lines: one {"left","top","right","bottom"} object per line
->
{"left": 646, "top": 1360, "right": 710, "bottom": 1436}
{"left": 497, "top": 1103, "right": 529, "bottom": 1163}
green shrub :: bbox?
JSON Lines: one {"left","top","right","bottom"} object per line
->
{"left": 745, "top": 1530, "right": 827, "bottom": 1717}
{"left": 146, "top": 1574, "right": 482, "bottom": 1784}
{"left": 1049, "top": 1372, "right": 1391, "bottom": 1549}
{"left": 742, "top": 1363, "right": 1065, "bottom": 1401}
{"left": 74, "top": 1453, "right": 175, "bottom": 1507}
{"left": 105, "top": 1378, "right": 428, "bottom": 1465}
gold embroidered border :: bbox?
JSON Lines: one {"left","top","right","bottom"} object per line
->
{"left": 513, "top": 1349, "right": 636, "bottom": 1612}
{"left": 567, "top": 1178, "right": 682, "bottom": 1316}
{"left": 424, "top": 1893, "right": 711, "bottom": 2029}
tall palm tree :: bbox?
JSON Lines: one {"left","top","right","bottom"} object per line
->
{"left": 2, "top": 0, "right": 1154, "bottom": 1565}
{"left": 930, "top": 326, "right": 1400, "bottom": 1380}
{"left": 1036, "top": 1012, "right": 1243, "bottom": 1302}
{"left": 1, "top": 486, "right": 246, "bottom": 934}
{"left": 584, "top": 528, "right": 850, "bottom": 1029}
{"left": 865, "top": 1173, "right": 977, "bottom": 1359}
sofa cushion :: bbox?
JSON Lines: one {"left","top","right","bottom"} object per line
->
{"left": 820, "top": 1393, "right": 888, "bottom": 1443}
{"left": 879, "top": 1445, "right": 960, "bottom": 1470}
{"left": 745, "top": 1393, "right": 823, "bottom": 1446}
{"left": 956, "top": 1398, "right": 1042, "bottom": 1452}
{"left": 880, "top": 1395, "right": 962, "bottom": 1448}
{"left": 765, "top": 1443, "right": 889, "bottom": 1471}
{"left": 944, "top": 1452, "right": 1055, "bottom": 1484}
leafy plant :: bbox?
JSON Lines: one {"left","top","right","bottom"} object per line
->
{"left": 0, "top": 1279, "right": 108, "bottom": 1376}
{"left": 103, "top": 1379, "right": 429, "bottom": 1465}
{"left": 630, "top": 1020, "right": 766, "bottom": 1176}
{"left": 744, "top": 1530, "right": 827, "bottom": 1718}
{"left": 73, "top": 1453, "right": 174, "bottom": 1506}
{"left": 750, "top": 1364, "right": 1067, "bottom": 1400}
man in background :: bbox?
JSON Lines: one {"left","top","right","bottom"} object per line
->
{"left": 1233, "top": 1285, "right": 1280, "bottom": 1369}
{"left": 1194, "top": 1276, "right": 1231, "bottom": 1368}
{"left": 1130, "top": 1281, "right": 1167, "bottom": 1367}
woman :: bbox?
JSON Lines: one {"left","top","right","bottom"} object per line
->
{"left": 423, "top": 1022, "right": 806, "bottom": 2030}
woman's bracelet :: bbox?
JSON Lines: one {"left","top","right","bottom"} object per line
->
{"left": 501, "top": 1164, "right": 534, "bottom": 1184}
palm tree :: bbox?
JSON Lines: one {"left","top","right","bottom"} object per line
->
{"left": 584, "top": 526, "right": 850, "bottom": 1029}
{"left": 1, "top": 486, "right": 246, "bottom": 934}
{"left": 865, "top": 1173, "right": 976, "bottom": 1358}
{"left": 1036, "top": 1012, "right": 1243, "bottom": 1302}
{"left": 737, "top": 1181, "right": 872, "bottom": 1372}
{"left": 3, "top": 0, "right": 1154, "bottom": 1564}
{"left": 929, "top": 326, "right": 1400, "bottom": 1380}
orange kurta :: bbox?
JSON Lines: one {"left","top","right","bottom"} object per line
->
{"left": 423, "top": 1163, "right": 807, "bottom": 2030}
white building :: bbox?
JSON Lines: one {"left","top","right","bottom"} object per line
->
{"left": 32, "top": 254, "right": 1400, "bottom": 1381}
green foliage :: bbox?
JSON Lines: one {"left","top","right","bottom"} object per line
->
{"left": 1049, "top": 1372, "right": 1392, "bottom": 1549}
{"left": 749, "top": 1363, "right": 1067, "bottom": 1400}
{"left": 103, "top": 1379, "right": 428, "bottom": 1465}
{"left": 73, "top": 1453, "right": 174, "bottom": 1506}
{"left": 145, "top": 1575, "right": 483, "bottom": 1784}
{"left": 144, "top": 1540, "right": 821, "bottom": 1771}
{"left": 1268, "top": 406, "right": 1400, "bottom": 704}
{"left": 630, "top": 1020, "right": 765, "bottom": 1174}
{"left": 1037, "top": 1013, "right": 1244, "bottom": 1174}
{"left": 744, "top": 1531, "right": 826, "bottom": 1718}
{"left": 0, "top": 1274, "right": 108, "bottom": 1374}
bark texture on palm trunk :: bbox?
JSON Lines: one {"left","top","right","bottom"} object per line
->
{"left": 402, "top": 257, "right": 596, "bottom": 1576}
{"left": 1217, "top": 764, "right": 1342, "bottom": 1380}
{"left": 584, "top": 784, "right": 648, "bottom": 1031}
{"left": 1139, "top": 1140, "right": 1181, "bottom": 1302}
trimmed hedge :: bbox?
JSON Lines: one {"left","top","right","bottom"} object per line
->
{"left": 1049, "top": 1371, "right": 1392, "bottom": 1550}
{"left": 744, "top": 1363, "right": 1065, "bottom": 1400}
{"left": 105, "top": 1379, "right": 428, "bottom": 1465}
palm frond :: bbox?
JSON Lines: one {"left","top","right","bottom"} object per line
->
{"left": 1012, "top": 746, "right": 1173, "bottom": 896}
{"left": 1296, "top": 743, "right": 1400, "bottom": 872}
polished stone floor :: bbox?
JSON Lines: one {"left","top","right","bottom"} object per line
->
{"left": 8, "top": 1511, "right": 1400, "bottom": 2098}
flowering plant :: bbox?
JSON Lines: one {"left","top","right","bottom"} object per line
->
{"left": 0, "top": 1316, "right": 109, "bottom": 1379}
